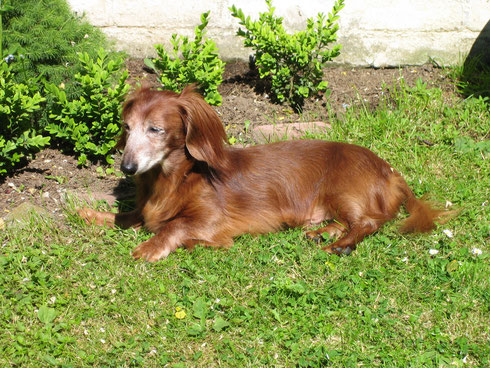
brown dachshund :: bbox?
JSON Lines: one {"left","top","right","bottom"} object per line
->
{"left": 78, "top": 86, "right": 448, "bottom": 262}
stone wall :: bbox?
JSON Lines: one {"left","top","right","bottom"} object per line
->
{"left": 67, "top": 0, "right": 490, "bottom": 67}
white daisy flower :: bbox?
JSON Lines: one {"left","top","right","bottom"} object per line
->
{"left": 471, "top": 248, "right": 482, "bottom": 256}
{"left": 443, "top": 229, "right": 453, "bottom": 238}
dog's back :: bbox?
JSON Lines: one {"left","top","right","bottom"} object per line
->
{"left": 215, "top": 140, "right": 403, "bottom": 237}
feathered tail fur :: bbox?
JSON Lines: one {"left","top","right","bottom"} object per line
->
{"left": 399, "top": 185, "right": 452, "bottom": 233}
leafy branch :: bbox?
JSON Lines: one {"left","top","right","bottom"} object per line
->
{"left": 230, "top": 0, "right": 344, "bottom": 110}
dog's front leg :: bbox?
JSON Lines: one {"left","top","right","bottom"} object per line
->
{"left": 78, "top": 208, "right": 143, "bottom": 229}
{"left": 132, "top": 219, "right": 191, "bottom": 262}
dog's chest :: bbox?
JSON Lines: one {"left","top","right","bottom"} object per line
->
{"left": 140, "top": 188, "right": 178, "bottom": 233}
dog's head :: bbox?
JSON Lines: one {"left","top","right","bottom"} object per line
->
{"left": 118, "top": 85, "right": 227, "bottom": 175}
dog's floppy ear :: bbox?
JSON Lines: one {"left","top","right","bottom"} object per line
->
{"left": 179, "top": 86, "right": 228, "bottom": 169}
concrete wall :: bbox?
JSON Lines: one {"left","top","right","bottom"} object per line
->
{"left": 67, "top": 0, "right": 490, "bottom": 67}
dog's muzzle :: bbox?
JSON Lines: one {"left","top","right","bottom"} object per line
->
{"left": 120, "top": 161, "right": 138, "bottom": 175}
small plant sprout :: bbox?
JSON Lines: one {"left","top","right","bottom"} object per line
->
{"left": 244, "top": 120, "right": 251, "bottom": 133}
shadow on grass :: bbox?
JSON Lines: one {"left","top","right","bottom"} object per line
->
{"left": 460, "top": 20, "right": 490, "bottom": 98}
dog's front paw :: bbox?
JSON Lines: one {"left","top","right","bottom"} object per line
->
{"left": 77, "top": 207, "right": 115, "bottom": 227}
{"left": 77, "top": 208, "right": 98, "bottom": 224}
{"left": 132, "top": 239, "right": 172, "bottom": 262}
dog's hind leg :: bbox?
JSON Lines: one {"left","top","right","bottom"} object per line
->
{"left": 322, "top": 218, "right": 382, "bottom": 255}
{"left": 305, "top": 221, "right": 348, "bottom": 242}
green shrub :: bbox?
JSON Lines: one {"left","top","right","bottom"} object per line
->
{"left": 144, "top": 11, "right": 225, "bottom": 106}
{"left": 45, "top": 49, "right": 130, "bottom": 166}
{"left": 230, "top": 0, "right": 344, "bottom": 110}
{"left": 0, "top": 61, "right": 49, "bottom": 175}
{"left": 1, "top": 0, "right": 13, "bottom": 59}
{"left": 2, "top": 0, "right": 112, "bottom": 100}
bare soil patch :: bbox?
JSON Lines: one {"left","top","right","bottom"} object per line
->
{"left": 0, "top": 60, "right": 453, "bottom": 221}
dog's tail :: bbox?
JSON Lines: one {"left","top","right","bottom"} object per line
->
{"left": 398, "top": 181, "right": 454, "bottom": 233}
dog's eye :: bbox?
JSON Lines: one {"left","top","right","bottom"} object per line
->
{"left": 123, "top": 123, "right": 130, "bottom": 131}
{"left": 149, "top": 126, "right": 164, "bottom": 134}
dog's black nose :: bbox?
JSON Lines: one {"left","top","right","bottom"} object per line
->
{"left": 120, "top": 161, "right": 138, "bottom": 175}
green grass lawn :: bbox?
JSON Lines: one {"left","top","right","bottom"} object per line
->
{"left": 1, "top": 76, "right": 489, "bottom": 367}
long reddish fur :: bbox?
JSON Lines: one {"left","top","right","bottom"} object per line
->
{"left": 79, "top": 86, "right": 450, "bottom": 262}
